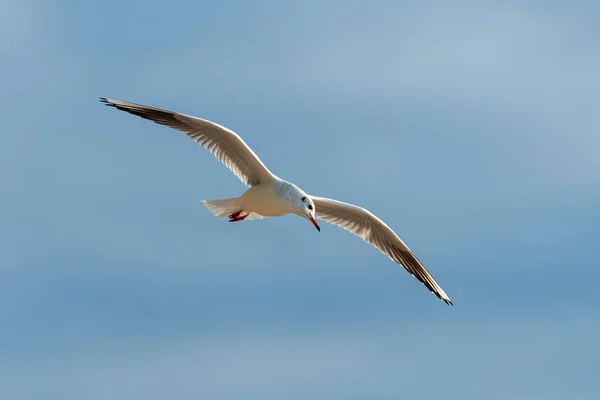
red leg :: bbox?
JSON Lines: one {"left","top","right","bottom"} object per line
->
{"left": 228, "top": 211, "right": 249, "bottom": 222}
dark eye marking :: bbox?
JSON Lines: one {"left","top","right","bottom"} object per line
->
{"left": 308, "top": 204, "right": 313, "bottom": 210}
{"left": 301, "top": 196, "right": 306, "bottom": 202}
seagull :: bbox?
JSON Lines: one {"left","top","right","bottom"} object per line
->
{"left": 100, "top": 98, "right": 453, "bottom": 305}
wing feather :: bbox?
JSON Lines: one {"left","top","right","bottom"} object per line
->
{"left": 311, "top": 196, "right": 452, "bottom": 305}
{"left": 100, "top": 98, "right": 276, "bottom": 187}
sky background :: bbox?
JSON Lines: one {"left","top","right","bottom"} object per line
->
{"left": 2, "top": 0, "right": 600, "bottom": 398}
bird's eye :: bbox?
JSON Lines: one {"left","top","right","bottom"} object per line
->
{"left": 308, "top": 204, "right": 313, "bottom": 210}
{"left": 301, "top": 196, "right": 306, "bottom": 202}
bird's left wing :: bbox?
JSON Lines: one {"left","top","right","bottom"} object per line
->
{"left": 100, "top": 98, "right": 276, "bottom": 187}
{"left": 311, "top": 196, "right": 452, "bottom": 305}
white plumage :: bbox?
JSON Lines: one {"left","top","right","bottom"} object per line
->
{"left": 101, "top": 98, "right": 453, "bottom": 305}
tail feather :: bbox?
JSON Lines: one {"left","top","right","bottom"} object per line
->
{"left": 201, "top": 198, "right": 239, "bottom": 218}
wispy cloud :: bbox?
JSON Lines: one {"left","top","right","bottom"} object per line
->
{"left": 3, "top": 2, "right": 600, "bottom": 399}
{"left": 2, "top": 311, "right": 597, "bottom": 399}
{"left": 296, "top": 4, "right": 599, "bottom": 108}
{"left": 292, "top": 3, "right": 600, "bottom": 183}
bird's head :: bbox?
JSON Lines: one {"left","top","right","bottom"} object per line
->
{"left": 293, "top": 194, "right": 320, "bottom": 232}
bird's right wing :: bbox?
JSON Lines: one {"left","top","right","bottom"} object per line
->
{"left": 311, "top": 196, "right": 452, "bottom": 305}
{"left": 100, "top": 98, "right": 276, "bottom": 187}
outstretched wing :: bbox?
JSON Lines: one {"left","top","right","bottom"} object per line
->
{"left": 311, "top": 196, "right": 452, "bottom": 305}
{"left": 101, "top": 98, "right": 276, "bottom": 187}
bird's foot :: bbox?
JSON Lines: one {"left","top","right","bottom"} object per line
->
{"left": 228, "top": 211, "right": 248, "bottom": 222}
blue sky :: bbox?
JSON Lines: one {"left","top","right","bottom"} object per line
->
{"left": 2, "top": 0, "right": 600, "bottom": 398}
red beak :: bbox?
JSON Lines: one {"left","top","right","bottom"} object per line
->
{"left": 309, "top": 216, "right": 321, "bottom": 232}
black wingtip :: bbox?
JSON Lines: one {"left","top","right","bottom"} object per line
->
{"left": 435, "top": 291, "right": 453, "bottom": 306}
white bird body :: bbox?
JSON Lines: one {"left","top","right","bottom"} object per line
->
{"left": 237, "top": 180, "right": 301, "bottom": 217}
{"left": 203, "top": 180, "right": 308, "bottom": 220}
{"left": 101, "top": 98, "right": 453, "bottom": 305}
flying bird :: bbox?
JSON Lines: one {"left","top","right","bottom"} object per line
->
{"left": 100, "top": 98, "right": 453, "bottom": 305}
